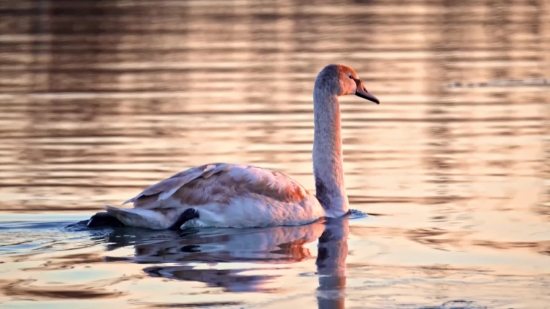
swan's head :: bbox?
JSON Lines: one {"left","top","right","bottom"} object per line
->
{"left": 315, "top": 64, "right": 380, "bottom": 104}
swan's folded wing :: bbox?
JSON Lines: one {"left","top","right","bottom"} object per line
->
{"left": 124, "top": 163, "right": 310, "bottom": 210}
{"left": 123, "top": 163, "right": 228, "bottom": 208}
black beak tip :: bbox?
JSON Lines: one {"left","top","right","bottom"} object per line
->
{"left": 356, "top": 91, "right": 380, "bottom": 104}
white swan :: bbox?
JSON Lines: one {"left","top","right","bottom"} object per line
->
{"left": 87, "top": 64, "right": 379, "bottom": 230}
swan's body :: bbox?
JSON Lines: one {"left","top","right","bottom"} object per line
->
{"left": 104, "top": 163, "right": 325, "bottom": 229}
{"left": 88, "top": 64, "right": 379, "bottom": 230}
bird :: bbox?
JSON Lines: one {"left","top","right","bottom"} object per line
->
{"left": 86, "top": 64, "right": 379, "bottom": 230}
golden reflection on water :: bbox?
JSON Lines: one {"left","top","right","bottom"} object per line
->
{"left": 0, "top": 0, "right": 549, "bottom": 308}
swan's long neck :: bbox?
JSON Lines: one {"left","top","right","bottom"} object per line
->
{"left": 313, "top": 89, "right": 349, "bottom": 217}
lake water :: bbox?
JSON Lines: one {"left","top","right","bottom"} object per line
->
{"left": 1, "top": 0, "right": 549, "bottom": 308}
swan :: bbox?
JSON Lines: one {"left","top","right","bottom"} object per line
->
{"left": 87, "top": 64, "right": 379, "bottom": 230}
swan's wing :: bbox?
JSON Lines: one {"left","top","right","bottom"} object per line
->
{"left": 122, "top": 163, "right": 222, "bottom": 208}
{"left": 124, "top": 163, "right": 310, "bottom": 210}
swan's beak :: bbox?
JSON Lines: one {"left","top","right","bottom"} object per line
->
{"left": 354, "top": 79, "right": 380, "bottom": 104}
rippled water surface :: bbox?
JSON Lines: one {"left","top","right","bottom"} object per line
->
{"left": 1, "top": 0, "right": 550, "bottom": 308}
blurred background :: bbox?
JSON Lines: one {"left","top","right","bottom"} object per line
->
{"left": 0, "top": 0, "right": 549, "bottom": 308}
{"left": 1, "top": 0, "right": 548, "bottom": 213}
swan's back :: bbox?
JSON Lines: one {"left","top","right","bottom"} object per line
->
{"left": 104, "top": 163, "right": 324, "bottom": 229}
{"left": 126, "top": 163, "right": 309, "bottom": 209}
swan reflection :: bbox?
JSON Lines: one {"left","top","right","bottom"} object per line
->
{"left": 103, "top": 217, "right": 349, "bottom": 305}
{"left": 316, "top": 217, "right": 348, "bottom": 309}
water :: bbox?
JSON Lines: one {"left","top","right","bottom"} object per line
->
{"left": 1, "top": 0, "right": 549, "bottom": 308}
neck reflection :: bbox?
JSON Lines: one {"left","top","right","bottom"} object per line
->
{"left": 316, "top": 217, "right": 349, "bottom": 309}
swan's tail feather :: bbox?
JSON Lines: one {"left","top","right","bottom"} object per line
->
{"left": 104, "top": 205, "right": 178, "bottom": 230}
